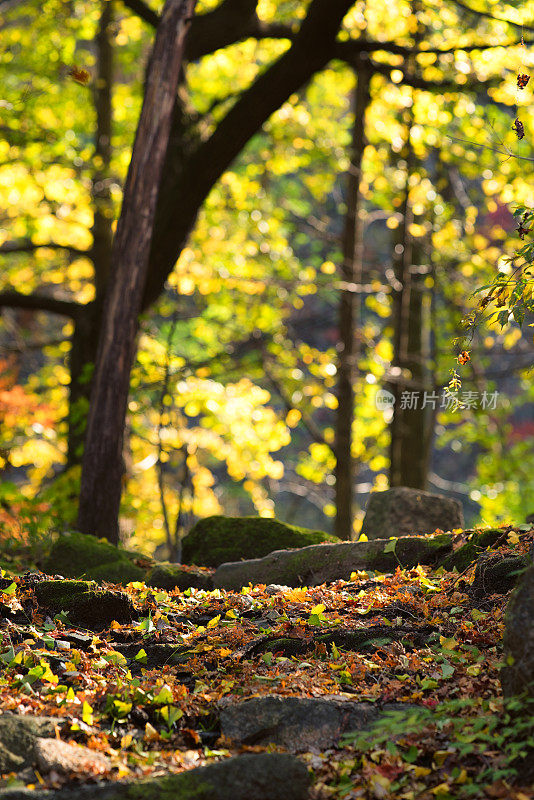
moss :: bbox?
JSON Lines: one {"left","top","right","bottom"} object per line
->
{"left": 440, "top": 529, "right": 505, "bottom": 572}
{"left": 123, "top": 772, "right": 212, "bottom": 800}
{"left": 476, "top": 528, "right": 504, "bottom": 548}
{"left": 34, "top": 579, "right": 135, "bottom": 629}
{"left": 182, "top": 516, "right": 339, "bottom": 568}
{"left": 87, "top": 560, "right": 146, "bottom": 584}
{"left": 34, "top": 579, "right": 94, "bottom": 609}
{"left": 41, "top": 530, "right": 149, "bottom": 582}
{"left": 147, "top": 564, "right": 213, "bottom": 591}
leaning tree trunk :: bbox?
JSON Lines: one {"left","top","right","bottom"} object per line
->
{"left": 77, "top": 0, "right": 196, "bottom": 543}
{"left": 334, "top": 63, "right": 371, "bottom": 541}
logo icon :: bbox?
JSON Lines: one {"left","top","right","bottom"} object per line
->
{"left": 375, "top": 389, "right": 395, "bottom": 411}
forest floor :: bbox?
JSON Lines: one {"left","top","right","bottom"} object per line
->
{"left": 0, "top": 526, "right": 533, "bottom": 799}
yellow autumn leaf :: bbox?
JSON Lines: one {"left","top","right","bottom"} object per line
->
{"left": 310, "top": 604, "right": 325, "bottom": 616}
{"left": 144, "top": 722, "right": 160, "bottom": 741}
{"left": 431, "top": 783, "right": 451, "bottom": 795}
{"left": 283, "top": 587, "right": 308, "bottom": 602}
{"left": 82, "top": 701, "right": 93, "bottom": 725}
{"left": 412, "top": 766, "right": 432, "bottom": 777}
{"left": 207, "top": 615, "right": 221, "bottom": 628}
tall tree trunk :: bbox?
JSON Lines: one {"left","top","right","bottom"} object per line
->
{"left": 77, "top": 0, "right": 196, "bottom": 543}
{"left": 67, "top": 0, "right": 114, "bottom": 467}
{"left": 388, "top": 4, "right": 434, "bottom": 489}
{"left": 334, "top": 64, "right": 371, "bottom": 541}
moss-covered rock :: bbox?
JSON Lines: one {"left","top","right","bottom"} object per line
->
{"left": 34, "top": 579, "right": 136, "bottom": 629}
{"left": 440, "top": 528, "right": 504, "bottom": 572}
{"left": 0, "top": 752, "right": 310, "bottom": 800}
{"left": 471, "top": 555, "right": 529, "bottom": 601}
{"left": 182, "top": 516, "right": 339, "bottom": 568}
{"left": 88, "top": 560, "right": 146, "bottom": 584}
{"left": 146, "top": 563, "right": 213, "bottom": 591}
{"left": 501, "top": 563, "right": 534, "bottom": 698}
{"left": 41, "top": 530, "right": 151, "bottom": 583}
{"left": 214, "top": 533, "right": 453, "bottom": 590}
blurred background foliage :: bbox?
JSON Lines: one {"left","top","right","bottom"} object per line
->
{"left": 0, "top": 0, "right": 533, "bottom": 557}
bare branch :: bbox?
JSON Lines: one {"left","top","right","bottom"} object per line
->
{"left": 447, "top": 135, "right": 534, "bottom": 162}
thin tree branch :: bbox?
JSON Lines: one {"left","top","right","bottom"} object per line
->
{"left": 0, "top": 239, "right": 89, "bottom": 257}
{"left": 0, "top": 290, "right": 84, "bottom": 319}
{"left": 335, "top": 35, "right": 534, "bottom": 63}
{"left": 445, "top": 0, "right": 534, "bottom": 33}
{"left": 448, "top": 135, "right": 534, "bottom": 162}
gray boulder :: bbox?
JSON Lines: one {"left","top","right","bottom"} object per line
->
{"left": 0, "top": 753, "right": 309, "bottom": 800}
{"left": 219, "top": 695, "right": 411, "bottom": 752}
{"left": 360, "top": 487, "right": 464, "bottom": 540}
{"left": 34, "top": 738, "right": 111, "bottom": 775}
{"left": 501, "top": 563, "right": 534, "bottom": 698}
{"left": 214, "top": 534, "right": 452, "bottom": 590}
{"left": 0, "top": 716, "right": 62, "bottom": 772}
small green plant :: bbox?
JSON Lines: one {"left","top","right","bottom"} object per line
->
{"left": 340, "top": 695, "right": 534, "bottom": 796}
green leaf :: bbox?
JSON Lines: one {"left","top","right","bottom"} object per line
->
{"left": 404, "top": 745, "right": 419, "bottom": 763}
{"left": 441, "top": 663, "right": 455, "bottom": 679}
{"left": 153, "top": 684, "right": 174, "bottom": 704}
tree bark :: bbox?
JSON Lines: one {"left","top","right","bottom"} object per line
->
{"left": 67, "top": 0, "right": 115, "bottom": 467}
{"left": 388, "top": 2, "right": 434, "bottom": 489}
{"left": 77, "top": 0, "right": 196, "bottom": 543}
{"left": 334, "top": 64, "right": 371, "bottom": 541}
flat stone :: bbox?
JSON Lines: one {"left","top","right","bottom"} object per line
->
{"left": 0, "top": 716, "right": 61, "bottom": 772}
{"left": 214, "top": 534, "right": 452, "bottom": 590}
{"left": 34, "top": 738, "right": 111, "bottom": 775}
{"left": 360, "top": 487, "right": 464, "bottom": 540}
{"left": 219, "top": 695, "right": 410, "bottom": 752}
{"left": 0, "top": 752, "right": 309, "bottom": 800}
